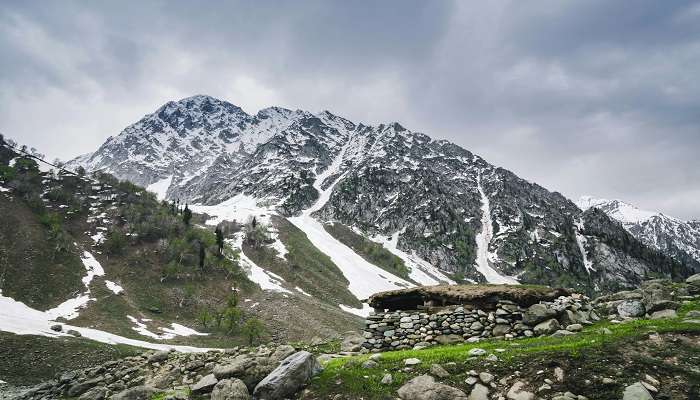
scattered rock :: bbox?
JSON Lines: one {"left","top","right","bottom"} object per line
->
{"left": 522, "top": 304, "right": 557, "bottom": 325}
{"left": 148, "top": 350, "right": 170, "bottom": 363}
{"left": 554, "top": 367, "right": 564, "bottom": 382}
{"left": 478, "top": 372, "right": 494, "bottom": 384}
{"left": 404, "top": 358, "right": 422, "bottom": 366}
{"left": 468, "top": 348, "right": 486, "bottom": 357}
{"left": 252, "top": 351, "right": 321, "bottom": 400}
{"left": 78, "top": 386, "right": 106, "bottom": 400}
{"left": 381, "top": 373, "right": 393, "bottom": 385}
{"left": 551, "top": 330, "right": 576, "bottom": 338}
{"left": 362, "top": 360, "right": 378, "bottom": 369}
{"left": 534, "top": 319, "right": 560, "bottom": 335}
{"left": 622, "top": 382, "right": 653, "bottom": 400}
{"left": 111, "top": 385, "right": 160, "bottom": 400}
{"left": 67, "top": 329, "right": 82, "bottom": 337}
{"left": 686, "top": 310, "right": 700, "bottom": 318}
{"left": 435, "top": 334, "right": 462, "bottom": 345}
{"left": 397, "top": 375, "right": 468, "bottom": 400}
{"left": 467, "top": 383, "right": 489, "bottom": 400}
{"left": 430, "top": 364, "right": 450, "bottom": 378}
{"left": 566, "top": 324, "right": 583, "bottom": 332}
{"left": 50, "top": 324, "right": 62, "bottom": 332}
{"left": 506, "top": 381, "right": 535, "bottom": 400}
{"left": 617, "top": 300, "right": 645, "bottom": 318}
{"left": 211, "top": 378, "right": 250, "bottom": 400}
{"left": 686, "top": 273, "right": 700, "bottom": 286}
{"left": 191, "top": 374, "right": 218, "bottom": 394}
{"left": 650, "top": 309, "right": 677, "bottom": 319}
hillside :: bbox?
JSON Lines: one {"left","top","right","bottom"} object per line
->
{"left": 68, "top": 95, "right": 696, "bottom": 297}
{"left": 0, "top": 137, "right": 362, "bottom": 358}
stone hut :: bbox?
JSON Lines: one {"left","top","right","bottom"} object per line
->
{"left": 362, "top": 284, "right": 598, "bottom": 352}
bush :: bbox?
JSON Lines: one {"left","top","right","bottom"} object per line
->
{"left": 101, "top": 229, "right": 128, "bottom": 255}
{"left": 241, "top": 318, "right": 265, "bottom": 345}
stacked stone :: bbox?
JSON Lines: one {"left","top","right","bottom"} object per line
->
{"left": 362, "top": 294, "right": 596, "bottom": 352}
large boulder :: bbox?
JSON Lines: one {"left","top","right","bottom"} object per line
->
{"left": 522, "top": 304, "right": 557, "bottom": 325}
{"left": 252, "top": 351, "right": 321, "bottom": 400}
{"left": 78, "top": 386, "right": 106, "bottom": 400}
{"left": 67, "top": 378, "right": 103, "bottom": 397}
{"left": 191, "top": 373, "right": 218, "bottom": 394}
{"left": 622, "top": 382, "right": 653, "bottom": 400}
{"left": 686, "top": 273, "right": 700, "bottom": 286}
{"left": 211, "top": 378, "right": 250, "bottom": 400}
{"left": 617, "top": 300, "right": 645, "bottom": 318}
{"left": 213, "top": 354, "right": 273, "bottom": 390}
{"left": 111, "top": 386, "right": 160, "bottom": 400}
{"left": 533, "top": 319, "right": 560, "bottom": 335}
{"left": 397, "top": 375, "right": 468, "bottom": 400}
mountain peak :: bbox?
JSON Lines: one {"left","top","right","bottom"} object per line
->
{"left": 576, "top": 195, "right": 660, "bottom": 224}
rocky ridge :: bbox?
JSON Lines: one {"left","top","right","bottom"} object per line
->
{"left": 68, "top": 96, "right": 697, "bottom": 294}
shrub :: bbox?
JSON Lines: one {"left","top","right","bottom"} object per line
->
{"left": 241, "top": 318, "right": 265, "bottom": 345}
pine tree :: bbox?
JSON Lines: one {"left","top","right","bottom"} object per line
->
{"left": 215, "top": 226, "right": 224, "bottom": 257}
{"left": 251, "top": 216, "right": 257, "bottom": 228}
{"left": 183, "top": 203, "right": 192, "bottom": 225}
{"left": 198, "top": 240, "right": 205, "bottom": 271}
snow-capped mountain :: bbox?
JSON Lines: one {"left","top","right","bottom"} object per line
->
{"left": 577, "top": 196, "right": 700, "bottom": 266}
{"left": 69, "top": 95, "right": 697, "bottom": 295}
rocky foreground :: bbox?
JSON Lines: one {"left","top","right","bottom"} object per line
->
{"left": 5, "top": 274, "right": 700, "bottom": 400}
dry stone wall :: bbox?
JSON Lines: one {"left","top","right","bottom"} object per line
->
{"left": 361, "top": 294, "right": 598, "bottom": 352}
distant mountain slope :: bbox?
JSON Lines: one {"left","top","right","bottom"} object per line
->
{"left": 577, "top": 196, "right": 700, "bottom": 267}
{"left": 68, "top": 96, "right": 696, "bottom": 294}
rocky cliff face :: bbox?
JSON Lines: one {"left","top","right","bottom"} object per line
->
{"left": 577, "top": 196, "right": 700, "bottom": 267}
{"left": 68, "top": 96, "right": 696, "bottom": 293}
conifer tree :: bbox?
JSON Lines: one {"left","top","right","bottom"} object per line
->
{"left": 252, "top": 216, "right": 257, "bottom": 228}
{"left": 215, "top": 226, "right": 224, "bottom": 257}
{"left": 183, "top": 203, "right": 192, "bottom": 225}
{"left": 199, "top": 241, "right": 206, "bottom": 271}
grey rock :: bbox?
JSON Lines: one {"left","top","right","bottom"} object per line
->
{"left": 111, "top": 385, "right": 160, "bottom": 400}
{"left": 650, "top": 309, "right": 677, "bottom": 319}
{"left": 50, "top": 324, "right": 62, "bottom": 332}
{"left": 533, "top": 319, "right": 560, "bottom": 335}
{"left": 617, "top": 300, "right": 645, "bottom": 318}
{"left": 270, "top": 345, "right": 296, "bottom": 363}
{"left": 381, "top": 373, "right": 393, "bottom": 385}
{"left": 362, "top": 360, "right": 378, "bottom": 369}
{"left": 566, "top": 323, "right": 583, "bottom": 332}
{"left": 404, "top": 358, "right": 422, "bottom": 366}
{"left": 397, "top": 375, "right": 468, "bottom": 400}
{"left": 434, "top": 334, "right": 462, "bottom": 345}
{"left": 191, "top": 373, "right": 218, "bottom": 394}
{"left": 252, "top": 351, "right": 321, "bottom": 400}
{"left": 211, "top": 378, "right": 250, "bottom": 400}
{"left": 148, "top": 350, "right": 170, "bottom": 363}
{"left": 622, "top": 382, "right": 653, "bottom": 400}
{"left": 686, "top": 273, "right": 700, "bottom": 286}
{"left": 67, "top": 378, "right": 103, "bottom": 397}
{"left": 478, "top": 372, "right": 494, "bottom": 384}
{"left": 468, "top": 383, "right": 489, "bottom": 400}
{"left": 468, "top": 348, "right": 486, "bottom": 356}
{"left": 686, "top": 310, "right": 700, "bottom": 318}
{"left": 522, "top": 304, "right": 557, "bottom": 325}
{"left": 78, "top": 386, "right": 106, "bottom": 400}
{"left": 429, "top": 364, "right": 450, "bottom": 378}
{"left": 506, "top": 381, "right": 535, "bottom": 400}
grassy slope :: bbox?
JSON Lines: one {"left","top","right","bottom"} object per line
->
{"left": 0, "top": 196, "right": 85, "bottom": 310}
{"left": 323, "top": 222, "right": 413, "bottom": 283}
{"left": 244, "top": 216, "right": 362, "bottom": 309}
{"left": 305, "top": 301, "right": 700, "bottom": 399}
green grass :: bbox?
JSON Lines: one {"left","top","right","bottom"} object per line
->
{"left": 308, "top": 301, "right": 700, "bottom": 398}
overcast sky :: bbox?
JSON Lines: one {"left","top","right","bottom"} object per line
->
{"left": 1, "top": 1, "right": 699, "bottom": 219}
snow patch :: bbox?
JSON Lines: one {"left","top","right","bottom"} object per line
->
{"left": 147, "top": 175, "right": 173, "bottom": 201}
{"left": 339, "top": 303, "right": 373, "bottom": 318}
{"left": 474, "top": 173, "right": 519, "bottom": 284}
{"left": 105, "top": 280, "right": 124, "bottom": 295}
{"left": 45, "top": 251, "right": 105, "bottom": 320}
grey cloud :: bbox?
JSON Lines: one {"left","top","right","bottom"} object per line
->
{"left": 0, "top": 1, "right": 698, "bottom": 219}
